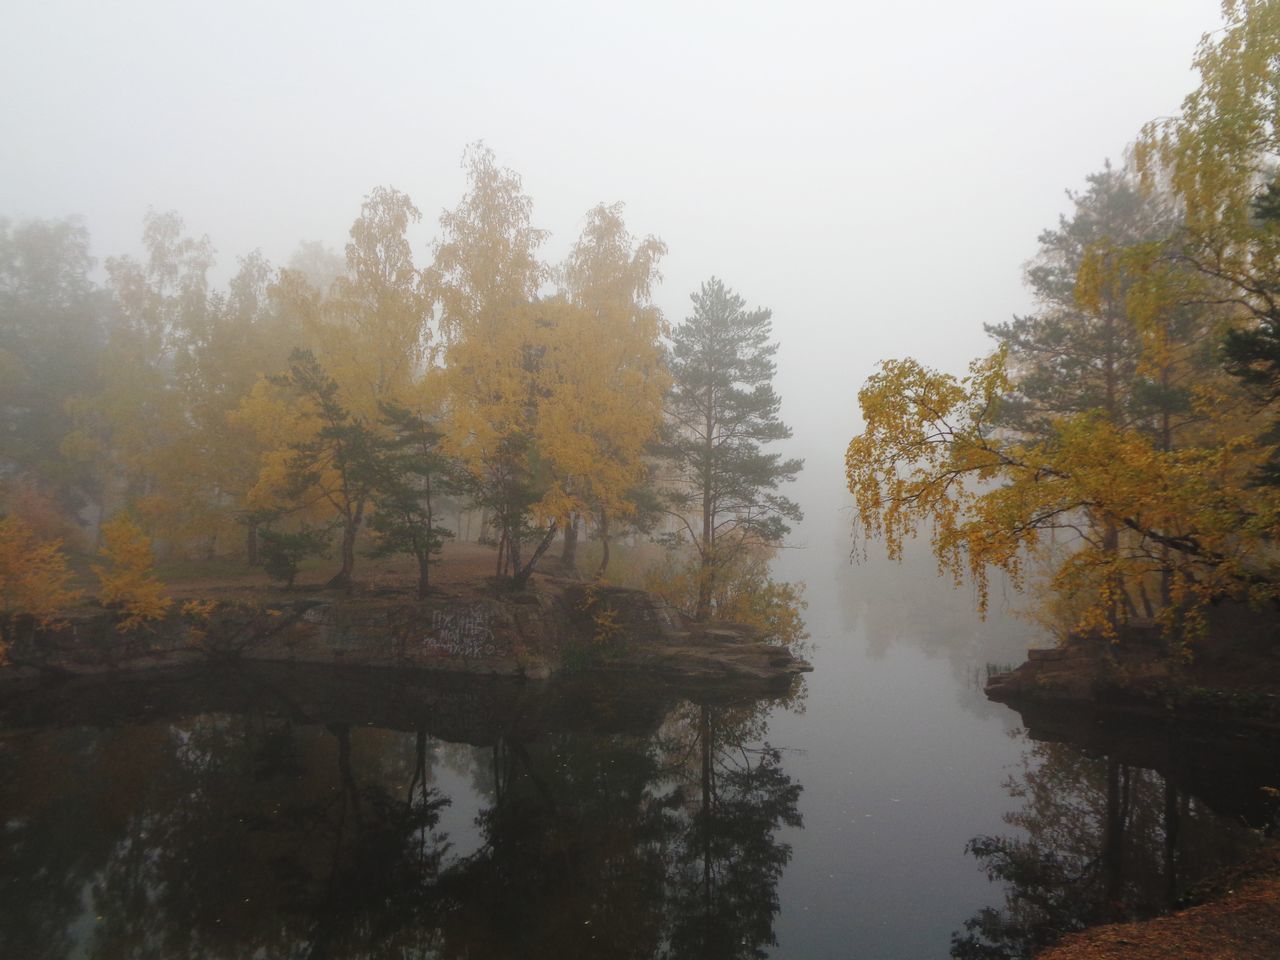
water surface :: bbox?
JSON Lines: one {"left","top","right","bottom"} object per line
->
{"left": 2, "top": 541, "right": 1277, "bottom": 959}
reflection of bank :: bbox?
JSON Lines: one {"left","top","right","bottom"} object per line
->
{"left": 951, "top": 704, "right": 1278, "bottom": 959}
{"left": 0, "top": 665, "right": 806, "bottom": 960}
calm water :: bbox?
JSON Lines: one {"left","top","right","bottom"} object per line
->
{"left": 2, "top": 540, "right": 1277, "bottom": 959}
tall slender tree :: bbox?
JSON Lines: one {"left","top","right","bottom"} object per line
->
{"left": 552, "top": 202, "right": 668, "bottom": 577}
{"left": 660, "top": 279, "right": 802, "bottom": 620}
{"left": 366, "top": 401, "right": 456, "bottom": 599}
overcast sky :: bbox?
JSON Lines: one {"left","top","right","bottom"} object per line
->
{"left": 1, "top": 0, "right": 1223, "bottom": 547}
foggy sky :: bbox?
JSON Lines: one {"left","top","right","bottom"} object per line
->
{"left": 0, "top": 0, "right": 1222, "bottom": 551}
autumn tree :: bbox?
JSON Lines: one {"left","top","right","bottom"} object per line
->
{"left": 845, "top": 348, "right": 1276, "bottom": 640}
{"left": 981, "top": 164, "right": 1221, "bottom": 622}
{"left": 172, "top": 249, "right": 315, "bottom": 559}
{"left": 660, "top": 278, "right": 803, "bottom": 620}
{"left": 312, "top": 186, "right": 430, "bottom": 415}
{"left": 0, "top": 516, "right": 81, "bottom": 659}
{"left": 847, "top": 2, "right": 1280, "bottom": 640}
{"left": 428, "top": 144, "right": 559, "bottom": 586}
{"left": 1136, "top": 0, "right": 1280, "bottom": 486}
{"left": 551, "top": 202, "right": 668, "bottom": 577}
{"left": 233, "top": 186, "right": 430, "bottom": 581}
{"left": 93, "top": 513, "right": 171, "bottom": 632}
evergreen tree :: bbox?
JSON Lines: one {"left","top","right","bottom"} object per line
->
{"left": 660, "top": 278, "right": 802, "bottom": 620}
{"left": 985, "top": 165, "right": 1185, "bottom": 438}
{"left": 271, "top": 349, "right": 378, "bottom": 592}
{"left": 1222, "top": 182, "right": 1280, "bottom": 485}
{"left": 367, "top": 403, "right": 456, "bottom": 599}
{"left": 258, "top": 523, "right": 331, "bottom": 590}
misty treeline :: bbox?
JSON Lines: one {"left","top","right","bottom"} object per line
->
{"left": 0, "top": 144, "right": 802, "bottom": 640}
{"left": 847, "top": 0, "right": 1280, "bottom": 642}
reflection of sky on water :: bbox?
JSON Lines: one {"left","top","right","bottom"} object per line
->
{"left": 1, "top": 537, "right": 1276, "bottom": 960}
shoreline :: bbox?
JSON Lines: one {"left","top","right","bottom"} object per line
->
{"left": 987, "top": 630, "right": 1280, "bottom": 958}
{"left": 1037, "top": 845, "right": 1280, "bottom": 959}
{"left": 0, "top": 575, "right": 811, "bottom": 688}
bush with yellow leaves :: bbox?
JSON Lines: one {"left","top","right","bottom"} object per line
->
{"left": 0, "top": 515, "right": 81, "bottom": 661}
{"left": 93, "top": 514, "right": 172, "bottom": 632}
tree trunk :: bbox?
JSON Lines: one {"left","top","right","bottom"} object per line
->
{"left": 328, "top": 499, "right": 365, "bottom": 593}
{"left": 507, "top": 522, "right": 522, "bottom": 579}
{"left": 595, "top": 509, "right": 611, "bottom": 579}
{"left": 246, "top": 523, "right": 259, "bottom": 567}
{"left": 1159, "top": 373, "right": 1174, "bottom": 610}
{"left": 416, "top": 551, "right": 430, "bottom": 600}
{"left": 1103, "top": 518, "right": 1121, "bottom": 633}
{"left": 696, "top": 551, "right": 713, "bottom": 622}
{"left": 560, "top": 512, "right": 579, "bottom": 570}
{"left": 511, "top": 521, "right": 558, "bottom": 589}
{"left": 697, "top": 384, "right": 715, "bottom": 621}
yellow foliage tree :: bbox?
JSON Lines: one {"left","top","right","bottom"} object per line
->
{"left": 845, "top": 350, "right": 1275, "bottom": 640}
{"left": 850, "top": 1, "right": 1280, "bottom": 644}
{"left": 0, "top": 516, "right": 81, "bottom": 660}
{"left": 93, "top": 514, "right": 172, "bottom": 632}
{"left": 429, "top": 145, "right": 559, "bottom": 584}
{"left": 550, "top": 203, "right": 668, "bottom": 575}
{"left": 1135, "top": 0, "right": 1280, "bottom": 487}
{"left": 307, "top": 186, "right": 431, "bottom": 418}
{"left": 431, "top": 149, "right": 670, "bottom": 585}
{"left": 231, "top": 187, "right": 430, "bottom": 585}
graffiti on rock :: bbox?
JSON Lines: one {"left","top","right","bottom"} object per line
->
{"left": 425, "top": 606, "right": 499, "bottom": 658}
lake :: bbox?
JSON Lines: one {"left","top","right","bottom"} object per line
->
{"left": 1, "top": 538, "right": 1276, "bottom": 959}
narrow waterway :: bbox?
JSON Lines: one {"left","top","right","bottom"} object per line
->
{"left": 767, "top": 532, "right": 1275, "bottom": 958}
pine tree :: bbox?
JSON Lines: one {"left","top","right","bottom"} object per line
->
{"left": 367, "top": 402, "right": 457, "bottom": 599}
{"left": 660, "top": 278, "right": 803, "bottom": 620}
{"left": 270, "top": 349, "right": 378, "bottom": 592}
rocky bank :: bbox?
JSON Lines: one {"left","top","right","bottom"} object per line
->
{"left": 0, "top": 578, "right": 810, "bottom": 688}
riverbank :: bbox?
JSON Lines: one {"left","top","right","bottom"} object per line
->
{"left": 1039, "top": 845, "right": 1280, "bottom": 960}
{"left": 985, "top": 607, "right": 1280, "bottom": 735}
{"left": 986, "top": 612, "right": 1280, "bottom": 958}
{"left": 0, "top": 542, "right": 810, "bottom": 686}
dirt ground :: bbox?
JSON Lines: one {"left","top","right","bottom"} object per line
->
{"left": 1039, "top": 848, "right": 1280, "bottom": 959}
{"left": 158, "top": 540, "right": 524, "bottom": 603}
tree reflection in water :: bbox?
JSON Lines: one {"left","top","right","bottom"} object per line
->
{"left": 952, "top": 733, "right": 1273, "bottom": 960}
{"left": 0, "top": 672, "right": 803, "bottom": 960}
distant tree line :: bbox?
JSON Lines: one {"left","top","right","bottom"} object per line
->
{"left": 0, "top": 143, "right": 803, "bottom": 649}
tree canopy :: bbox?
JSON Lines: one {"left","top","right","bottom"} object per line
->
{"left": 847, "top": 0, "right": 1280, "bottom": 640}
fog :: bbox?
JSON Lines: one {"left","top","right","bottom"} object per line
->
{"left": 10, "top": 8, "right": 1279, "bottom": 954}
{"left": 2, "top": 0, "right": 1219, "bottom": 555}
